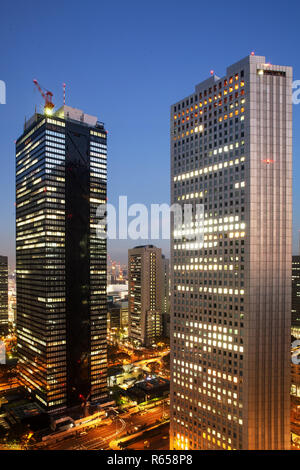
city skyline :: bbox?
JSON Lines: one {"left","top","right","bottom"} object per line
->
{"left": 1, "top": 1, "right": 300, "bottom": 268}
{"left": 0, "top": 0, "right": 300, "bottom": 454}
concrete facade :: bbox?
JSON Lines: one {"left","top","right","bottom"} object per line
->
{"left": 170, "top": 55, "right": 292, "bottom": 450}
{"left": 128, "top": 245, "right": 163, "bottom": 347}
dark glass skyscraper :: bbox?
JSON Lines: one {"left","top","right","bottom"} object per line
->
{"left": 16, "top": 105, "right": 107, "bottom": 412}
{"left": 0, "top": 255, "right": 8, "bottom": 335}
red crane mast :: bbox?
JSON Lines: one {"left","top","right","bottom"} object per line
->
{"left": 33, "top": 79, "right": 55, "bottom": 114}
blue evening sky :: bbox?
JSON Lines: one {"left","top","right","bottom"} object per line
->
{"left": 0, "top": 0, "right": 300, "bottom": 269}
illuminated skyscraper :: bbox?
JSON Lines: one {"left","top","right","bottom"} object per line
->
{"left": 128, "top": 245, "right": 163, "bottom": 347}
{"left": 170, "top": 55, "right": 292, "bottom": 450}
{"left": 16, "top": 106, "right": 107, "bottom": 412}
{"left": 162, "top": 256, "right": 170, "bottom": 338}
{"left": 162, "top": 256, "right": 170, "bottom": 314}
{"left": 292, "top": 255, "right": 300, "bottom": 337}
{"left": 0, "top": 255, "right": 8, "bottom": 335}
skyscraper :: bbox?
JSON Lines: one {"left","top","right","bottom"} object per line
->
{"left": 162, "top": 256, "right": 170, "bottom": 338}
{"left": 128, "top": 245, "right": 163, "bottom": 347}
{"left": 16, "top": 105, "right": 107, "bottom": 412}
{"left": 170, "top": 55, "right": 292, "bottom": 450}
{"left": 162, "top": 256, "right": 170, "bottom": 315}
{"left": 0, "top": 256, "right": 8, "bottom": 335}
{"left": 292, "top": 255, "right": 300, "bottom": 337}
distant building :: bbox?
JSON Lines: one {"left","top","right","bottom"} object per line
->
{"left": 128, "top": 245, "right": 163, "bottom": 347}
{"left": 0, "top": 256, "right": 8, "bottom": 335}
{"left": 292, "top": 256, "right": 300, "bottom": 337}
{"left": 108, "top": 363, "right": 142, "bottom": 388}
{"left": 125, "top": 377, "right": 170, "bottom": 404}
{"left": 107, "top": 283, "right": 128, "bottom": 301}
{"left": 120, "top": 300, "right": 129, "bottom": 329}
{"left": 108, "top": 301, "right": 121, "bottom": 329}
{"left": 16, "top": 105, "right": 108, "bottom": 412}
{"left": 108, "top": 299, "right": 128, "bottom": 337}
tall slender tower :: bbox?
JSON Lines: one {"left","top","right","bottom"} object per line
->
{"left": 16, "top": 105, "right": 107, "bottom": 412}
{"left": 0, "top": 256, "right": 8, "bottom": 335}
{"left": 128, "top": 245, "right": 163, "bottom": 347}
{"left": 170, "top": 55, "right": 292, "bottom": 450}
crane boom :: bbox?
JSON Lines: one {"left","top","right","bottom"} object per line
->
{"left": 33, "top": 79, "right": 55, "bottom": 114}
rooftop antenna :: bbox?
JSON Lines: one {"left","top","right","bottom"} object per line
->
{"left": 63, "top": 83, "right": 66, "bottom": 105}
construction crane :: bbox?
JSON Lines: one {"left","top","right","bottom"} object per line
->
{"left": 108, "top": 254, "right": 125, "bottom": 281}
{"left": 33, "top": 79, "right": 55, "bottom": 114}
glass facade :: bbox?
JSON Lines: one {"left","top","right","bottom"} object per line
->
{"left": 16, "top": 108, "right": 107, "bottom": 412}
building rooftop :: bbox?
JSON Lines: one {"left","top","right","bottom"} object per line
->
{"left": 54, "top": 105, "right": 98, "bottom": 126}
{"left": 24, "top": 105, "right": 105, "bottom": 131}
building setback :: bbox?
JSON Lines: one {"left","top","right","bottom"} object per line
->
{"left": 0, "top": 255, "right": 8, "bottom": 335}
{"left": 128, "top": 245, "right": 163, "bottom": 347}
{"left": 170, "top": 55, "right": 292, "bottom": 450}
{"left": 16, "top": 105, "right": 107, "bottom": 412}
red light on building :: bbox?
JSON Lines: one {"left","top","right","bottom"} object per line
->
{"left": 262, "top": 159, "right": 274, "bottom": 164}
